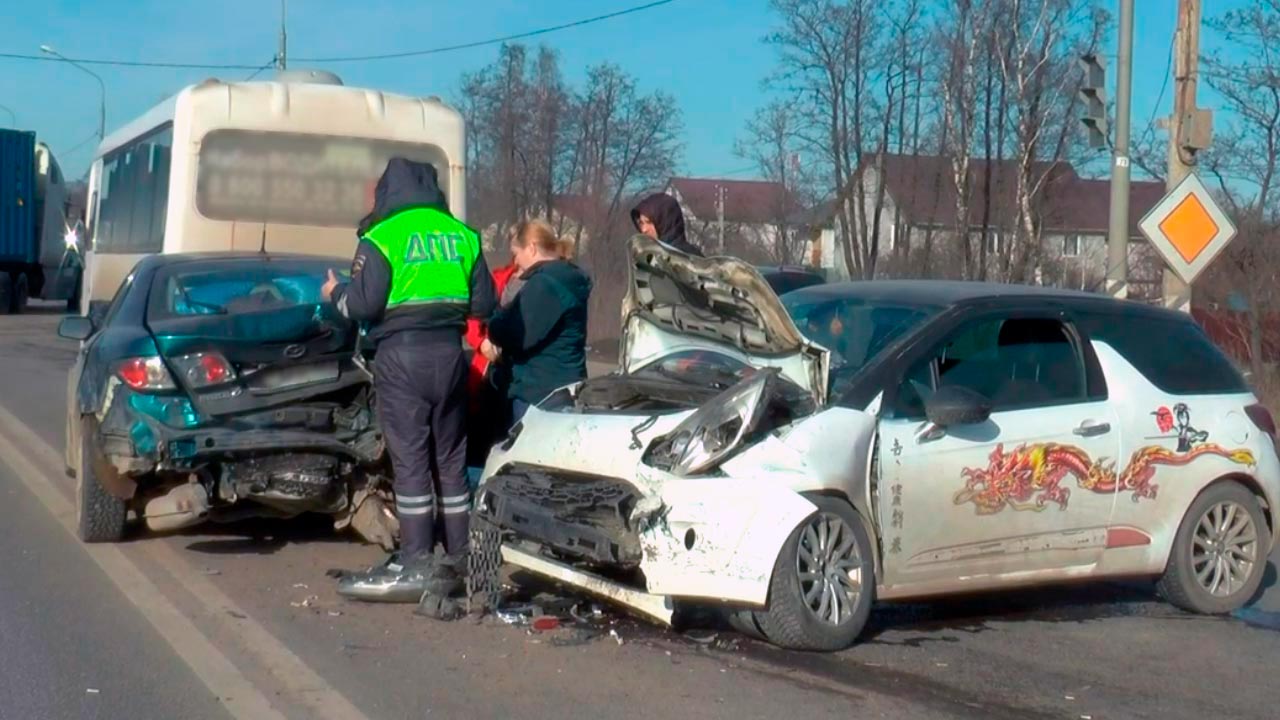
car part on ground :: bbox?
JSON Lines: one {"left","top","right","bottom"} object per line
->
{"left": 141, "top": 482, "right": 210, "bottom": 532}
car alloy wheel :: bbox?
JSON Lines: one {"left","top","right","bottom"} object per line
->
{"left": 796, "top": 511, "right": 864, "bottom": 626}
{"left": 758, "top": 496, "right": 874, "bottom": 651}
{"left": 1158, "top": 480, "right": 1268, "bottom": 615}
{"left": 1192, "top": 500, "right": 1260, "bottom": 598}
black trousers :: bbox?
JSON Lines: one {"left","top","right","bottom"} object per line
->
{"left": 374, "top": 340, "right": 470, "bottom": 556}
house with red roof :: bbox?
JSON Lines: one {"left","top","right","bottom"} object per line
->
{"left": 661, "top": 177, "right": 807, "bottom": 263}
{"left": 804, "top": 154, "right": 1167, "bottom": 295}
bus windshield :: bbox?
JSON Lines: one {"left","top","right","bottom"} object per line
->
{"left": 195, "top": 129, "right": 449, "bottom": 228}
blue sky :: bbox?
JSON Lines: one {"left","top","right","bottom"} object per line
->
{"left": 0, "top": 0, "right": 1249, "bottom": 182}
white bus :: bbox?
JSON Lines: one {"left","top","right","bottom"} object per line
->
{"left": 80, "top": 70, "right": 466, "bottom": 313}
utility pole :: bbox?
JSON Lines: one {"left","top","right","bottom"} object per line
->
{"left": 277, "top": 0, "right": 288, "bottom": 70}
{"left": 1105, "top": 0, "right": 1134, "bottom": 299}
{"left": 716, "top": 184, "right": 726, "bottom": 254}
{"left": 1164, "top": 0, "right": 1210, "bottom": 313}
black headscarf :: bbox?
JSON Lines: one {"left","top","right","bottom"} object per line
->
{"left": 631, "top": 193, "right": 702, "bottom": 257}
{"left": 358, "top": 157, "right": 449, "bottom": 235}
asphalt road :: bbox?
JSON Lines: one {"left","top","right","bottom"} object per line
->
{"left": 2, "top": 305, "right": 1279, "bottom": 720}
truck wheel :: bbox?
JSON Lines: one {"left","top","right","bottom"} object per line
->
{"left": 77, "top": 417, "right": 128, "bottom": 543}
{"left": 0, "top": 273, "right": 12, "bottom": 316}
{"left": 11, "top": 273, "right": 29, "bottom": 314}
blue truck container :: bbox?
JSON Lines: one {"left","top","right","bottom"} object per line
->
{"left": 0, "top": 128, "right": 80, "bottom": 314}
{"left": 0, "top": 129, "right": 38, "bottom": 266}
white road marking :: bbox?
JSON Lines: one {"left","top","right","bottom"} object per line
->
{"left": 0, "top": 402, "right": 372, "bottom": 720}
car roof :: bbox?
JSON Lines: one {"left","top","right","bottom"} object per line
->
{"left": 785, "top": 280, "right": 1189, "bottom": 320}
{"left": 757, "top": 265, "right": 822, "bottom": 277}
{"left": 136, "top": 252, "right": 345, "bottom": 271}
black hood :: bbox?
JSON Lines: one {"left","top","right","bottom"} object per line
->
{"left": 631, "top": 193, "right": 702, "bottom": 257}
{"left": 358, "top": 157, "right": 448, "bottom": 234}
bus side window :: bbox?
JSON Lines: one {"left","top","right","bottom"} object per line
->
{"left": 96, "top": 124, "right": 172, "bottom": 254}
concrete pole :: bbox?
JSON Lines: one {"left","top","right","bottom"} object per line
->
{"left": 1106, "top": 0, "right": 1134, "bottom": 299}
{"left": 277, "top": 0, "right": 288, "bottom": 70}
{"left": 717, "top": 184, "right": 726, "bottom": 254}
{"left": 1163, "top": 0, "right": 1201, "bottom": 313}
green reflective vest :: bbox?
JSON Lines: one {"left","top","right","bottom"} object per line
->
{"left": 362, "top": 207, "right": 481, "bottom": 310}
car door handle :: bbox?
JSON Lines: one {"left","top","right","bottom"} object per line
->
{"left": 1073, "top": 421, "right": 1111, "bottom": 437}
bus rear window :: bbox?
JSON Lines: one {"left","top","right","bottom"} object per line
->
{"left": 195, "top": 130, "right": 449, "bottom": 228}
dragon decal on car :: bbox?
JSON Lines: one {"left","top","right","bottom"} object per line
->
{"left": 956, "top": 442, "right": 1256, "bottom": 515}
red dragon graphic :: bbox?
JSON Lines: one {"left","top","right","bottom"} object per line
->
{"left": 955, "top": 442, "right": 1256, "bottom": 515}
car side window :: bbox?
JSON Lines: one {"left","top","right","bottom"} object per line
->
{"left": 100, "top": 273, "right": 135, "bottom": 327}
{"left": 893, "top": 316, "right": 1087, "bottom": 417}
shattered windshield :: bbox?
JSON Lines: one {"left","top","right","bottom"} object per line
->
{"left": 147, "top": 259, "right": 346, "bottom": 321}
{"left": 783, "top": 294, "right": 939, "bottom": 389}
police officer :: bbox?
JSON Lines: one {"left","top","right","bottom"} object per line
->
{"left": 324, "top": 157, "right": 496, "bottom": 602}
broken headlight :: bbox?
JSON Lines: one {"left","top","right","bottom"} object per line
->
{"left": 643, "top": 370, "right": 775, "bottom": 476}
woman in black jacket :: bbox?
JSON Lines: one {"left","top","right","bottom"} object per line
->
{"left": 482, "top": 219, "right": 592, "bottom": 424}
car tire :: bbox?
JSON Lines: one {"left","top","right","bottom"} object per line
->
{"left": 758, "top": 496, "right": 875, "bottom": 651}
{"left": 76, "top": 417, "right": 127, "bottom": 543}
{"left": 0, "top": 272, "right": 12, "bottom": 316}
{"left": 11, "top": 272, "right": 29, "bottom": 314}
{"left": 1157, "top": 480, "right": 1269, "bottom": 615}
{"left": 726, "top": 608, "right": 769, "bottom": 641}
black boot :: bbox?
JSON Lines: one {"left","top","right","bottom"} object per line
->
{"left": 336, "top": 551, "right": 457, "bottom": 603}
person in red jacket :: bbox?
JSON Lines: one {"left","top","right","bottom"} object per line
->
{"left": 464, "top": 262, "right": 519, "bottom": 398}
{"left": 464, "top": 258, "right": 518, "bottom": 485}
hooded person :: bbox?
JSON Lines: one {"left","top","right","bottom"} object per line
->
{"left": 323, "top": 157, "right": 497, "bottom": 604}
{"left": 630, "top": 193, "right": 703, "bottom": 257}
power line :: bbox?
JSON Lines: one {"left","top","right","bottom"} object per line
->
{"left": 60, "top": 130, "right": 102, "bottom": 159}
{"left": 0, "top": 51, "right": 260, "bottom": 70}
{"left": 295, "top": 0, "right": 676, "bottom": 63}
{"left": 0, "top": 1, "right": 677, "bottom": 71}
{"left": 244, "top": 57, "right": 278, "bottom": 81}
{"left": 1139, "top": 34, "right": 1176, "bottom": 148}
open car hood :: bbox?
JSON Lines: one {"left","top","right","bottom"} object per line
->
{"left": 620, "top": 235, "right": 829, "bottom": 404}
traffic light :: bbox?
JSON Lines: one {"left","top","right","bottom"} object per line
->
{"left": 1079, "top": 53, "right": 1108, "bottom": 149}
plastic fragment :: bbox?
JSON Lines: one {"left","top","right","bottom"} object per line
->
{"left": 532, "top": 617, "right": 561, "bottom": 632}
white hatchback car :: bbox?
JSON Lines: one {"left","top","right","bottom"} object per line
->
{"left": 474, "top": 237, "right": 1279, "bottom": 651}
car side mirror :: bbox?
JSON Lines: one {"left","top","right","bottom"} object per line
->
{"left": 58, "top": 316, "right": 95, "bottom": 341}
{"left": 924, "top": 384, "right": 992, "bottom": 428}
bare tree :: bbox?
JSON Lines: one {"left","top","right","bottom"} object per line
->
{"left": 565, "top": 63, "right": 682, "bottom": 341}
{"left": 1197, "top": 1, "right": 1280, "bottom": 385}
{"left": 937, "top": 0, "right": 986, "bottom": 279}
{"left": 992, "top": 0, "right": 1103, "bottom": 284}
{"left": 765, "top": 0, "right": 884, "bottom": 279}
{"left": 734, "top": 102, "right": 812, "bottom": 263}
{"left": 458, "top": 43, "right": 570, "bottom": 242}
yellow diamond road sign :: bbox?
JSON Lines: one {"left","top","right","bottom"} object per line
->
{"left": 1138, "top": 172, "right": 1237, "bottom": 285}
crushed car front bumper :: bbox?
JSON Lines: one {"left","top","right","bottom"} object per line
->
{"left": 474, "top": 465, "right": 644, "bottom": 567}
